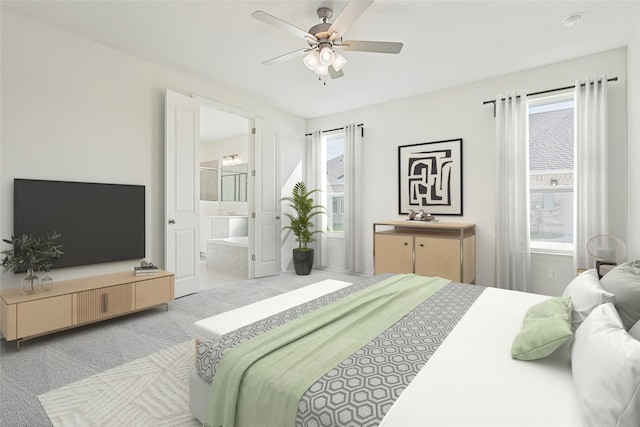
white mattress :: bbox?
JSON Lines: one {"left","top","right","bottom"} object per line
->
{"left": 380, "top": 287, "right": 582, "bottom": 426}
{"left": 190, "top": 281, "right": 583, "bottom": 426}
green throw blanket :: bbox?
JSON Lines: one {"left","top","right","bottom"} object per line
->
{"left": 206, "top": 273, "right": 450, "bottom": 427}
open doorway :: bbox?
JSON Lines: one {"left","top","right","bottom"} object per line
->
{"left": 198, "top": 104, "right": 250, "bottom": 287}
{"left": 165, "top": 89, "right": 281, "bottom": 295}
{"left": 164, "top": 89, "right": 281, "bottom": 298}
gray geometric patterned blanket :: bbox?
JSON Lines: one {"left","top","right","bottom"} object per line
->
{"left": 196, "top": 275, "right": 485, "bottom": 427}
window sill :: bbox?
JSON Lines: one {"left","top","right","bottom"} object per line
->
{"left": 530, "top": 247, "right": 573, "bottom": 257}
{"left": 326, "top": 233, "right": 344, "bottom": 239}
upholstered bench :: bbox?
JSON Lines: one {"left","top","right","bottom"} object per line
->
{"left": 191, "top": 279, "right": 353, "bottom": 344}
{"left": 189, "top": 279, "right": 352, "bottom": 423}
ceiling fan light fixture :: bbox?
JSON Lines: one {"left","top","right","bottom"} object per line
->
{"left": 319, "top": 46, "right": 335, "bottom": 66}
{"left": 303, "top": 50, "right": 320, "bottom": 70}
{"left": 252, "top": 0, "right": 404, "bottom": 81}
{"left": 314, "top": 64, "right": 329, "bottom": 76}
{"left": 332, "top": 51, "right": 347, "bottom": 71}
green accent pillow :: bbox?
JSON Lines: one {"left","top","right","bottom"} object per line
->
{"left": 511, "top": 296, "right": 574, "bottom": 361}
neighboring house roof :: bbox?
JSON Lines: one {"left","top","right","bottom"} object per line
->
{"left": 327, "top": 155, "right": 344, "bottom": 192}
{"left": 529, "top": 108, "right": 574, "bottom": 171}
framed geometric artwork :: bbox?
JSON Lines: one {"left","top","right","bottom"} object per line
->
{"left": 398, "top": 138, "right": 463, "bottom": 216}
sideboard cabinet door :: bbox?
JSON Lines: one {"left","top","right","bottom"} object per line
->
{"left": 415, "top": 236, "right": 461, "bottom": 281}
{"left": 374, "top": 233, "right": 414, "bottom": 274}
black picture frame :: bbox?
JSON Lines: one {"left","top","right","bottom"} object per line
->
{"left": 398, "top": 138, "right": 463, "bottom": 216}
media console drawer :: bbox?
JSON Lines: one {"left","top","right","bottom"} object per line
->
{"left": 77, "top": 283, "right": 134, "bottom": 324}
{"left": 17, "top": 294, "right": 73, "bottom": 339}
{"left": 136, "top": 276, "right": 173, "bottom": 309}
{"left": 0, "top": 270, "right": 175, "bottom": 350}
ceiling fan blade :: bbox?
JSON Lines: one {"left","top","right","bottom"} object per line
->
{"left": 339, "top": 40, "right": 403, "bottom": 54}
{"left": 327, "top": 0, "right": 374, "bottom": 40}
{"left": 252, "top": 10, "right": 318, "bottom": 43}
{"left": 262, "top": 48, "right": 311, "bottom": 66}
{"left": 329, "top": 65, "right": 344, "bottom": 79}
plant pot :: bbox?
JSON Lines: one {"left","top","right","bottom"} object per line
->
{"left": 292, "top": 248, "right": 314, "bottom": 275}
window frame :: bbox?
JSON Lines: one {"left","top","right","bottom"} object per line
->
{"left": 323, "top": 131, "right": 345, "bottom": 237}
{"left": 528, "top": 91, "right": 575, "bottom": 254}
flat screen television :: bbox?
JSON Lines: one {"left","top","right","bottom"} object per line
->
{"left": 13, "top": 179, "right": 145, "bottom": 270}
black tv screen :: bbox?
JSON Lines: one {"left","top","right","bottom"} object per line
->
{"left": 14, "top": 179, "right": 145, "bottom": 270}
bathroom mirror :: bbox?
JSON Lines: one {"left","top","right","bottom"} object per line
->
{"left": 200, "top": 160, "right": 219, "bottom": 201}
{"left": 221, "top": 163, "right": 248, "bottom": 202}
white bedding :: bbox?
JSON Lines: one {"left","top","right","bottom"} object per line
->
{"left": 381, "top": 287, "right": 582, "bottom": 426}
{"left": 190, "top": 280, "right": 583, "bottom": 426}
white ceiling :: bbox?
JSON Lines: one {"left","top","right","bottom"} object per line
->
{"left": 2, "top": 1, "right": 639, "bottom": 119}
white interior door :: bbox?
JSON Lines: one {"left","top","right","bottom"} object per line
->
{"left": 165, "top": 89, "right": 200, "bottom": 297}
{"left": 250, "top": 118, "right": 281, "bottom": 278}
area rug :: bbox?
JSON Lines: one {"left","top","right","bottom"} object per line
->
{"left": 38, "top": 340, "right": 201, "bottom": 427}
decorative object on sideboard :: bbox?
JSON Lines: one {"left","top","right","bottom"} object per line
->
{"left": 40, "top": 274, "right": 54, "bottom": 291}
{"left": 406, "top": 209, "right": 436, "bottom": 222}
{"left": 1, "top": 232, "right": 63, "bottom": 294}
{"left": 22, "top": 269, "right": 40, "bottom": 295}
{"left": 398, "top": 138, "right": 463, "bottom": 216}
{"left": 135, "top": 260, "right": 159, "bottom": 276}
{"left": 281, "top": 181, "right": 327, "bottom": 275}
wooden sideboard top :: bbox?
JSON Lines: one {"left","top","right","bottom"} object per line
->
{"left": 374, "top": 221, "right": 475, "bottom": 230}
{"left": 1, "top": 269, "right": 174, "bottom": 305}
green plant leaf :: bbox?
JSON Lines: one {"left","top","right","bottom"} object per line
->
{"left": 1, "top": 232, "right": 64, "bottom": 273}
{"left": 281, "top": 181, "right": 327, "bottom": 249}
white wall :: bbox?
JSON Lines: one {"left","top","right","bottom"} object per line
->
{"left": 307, "top": 48, "right": 629, "bottom": 295}
{"left": 2, "top": 11, "right": 635, "bottom": 292}
{"left": 0, "top": 10, "right": 306, "bottom": 289}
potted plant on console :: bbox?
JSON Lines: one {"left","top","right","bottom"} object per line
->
{"left": 282, "top": 181, "right": 326, "bottom": 275}
{"left": 1, "top": 232, "right": 63, "bottom": 294}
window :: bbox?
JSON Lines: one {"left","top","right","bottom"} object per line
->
{"left": 528, "top": 94, "right": 575, "bottom": 252}
{"left": 325, "top": 133, "right": 344, "bottom": 234}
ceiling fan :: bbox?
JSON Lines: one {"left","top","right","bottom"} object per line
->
{"left": 251, "top": 0, "right": 403, "bottom": 79}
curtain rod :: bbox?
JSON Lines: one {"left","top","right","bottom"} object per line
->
{"left": 305, "top": 123, "right": 364, "bottom": 137}
{"left": 483, "top": 76, "right": 618, "bottom": 115}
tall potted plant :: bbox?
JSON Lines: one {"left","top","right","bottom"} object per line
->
{"left": 281, "top": 181, "right": 326, "bottom": 275}
{"left": 1, "top": 232, "right": 63, "bottom": 294}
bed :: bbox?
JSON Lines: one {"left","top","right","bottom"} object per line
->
{"left": 189, "top": 267, "right": 640, "bottom": 427}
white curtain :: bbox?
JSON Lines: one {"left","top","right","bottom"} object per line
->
{"left": 307, "top": 130, "right": 328, "bottom": 267}
{"left": 574, "top": 76, "right": 609, "bottom": 270}
{"left": 495, "top": 92, "right": 532, "bottom": 292}
{"left": 343, "top": 124, "right": 363, "bottom": 273}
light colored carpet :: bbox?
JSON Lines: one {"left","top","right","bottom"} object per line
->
{"left": 38, "top": 340, "right": 200, "bottom": 427}
{"left": 0, "top": 268, "right": 365, "bottom": 426}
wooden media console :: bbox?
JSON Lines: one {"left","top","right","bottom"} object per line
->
{"left": 0, "top": 270, "right": 175, "bottom": 350}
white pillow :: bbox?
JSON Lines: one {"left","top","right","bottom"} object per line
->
{"left": 571, "top": 303, "right": 640, "bottom": 427}
{"left": 562, "top": 269, "right": 614, "bottom": 330}
{"left": 630, "top": 319, "right": 640, "bottom": 341}
{"left": 600, "top": 260, "right": 640, "bottom": 330}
